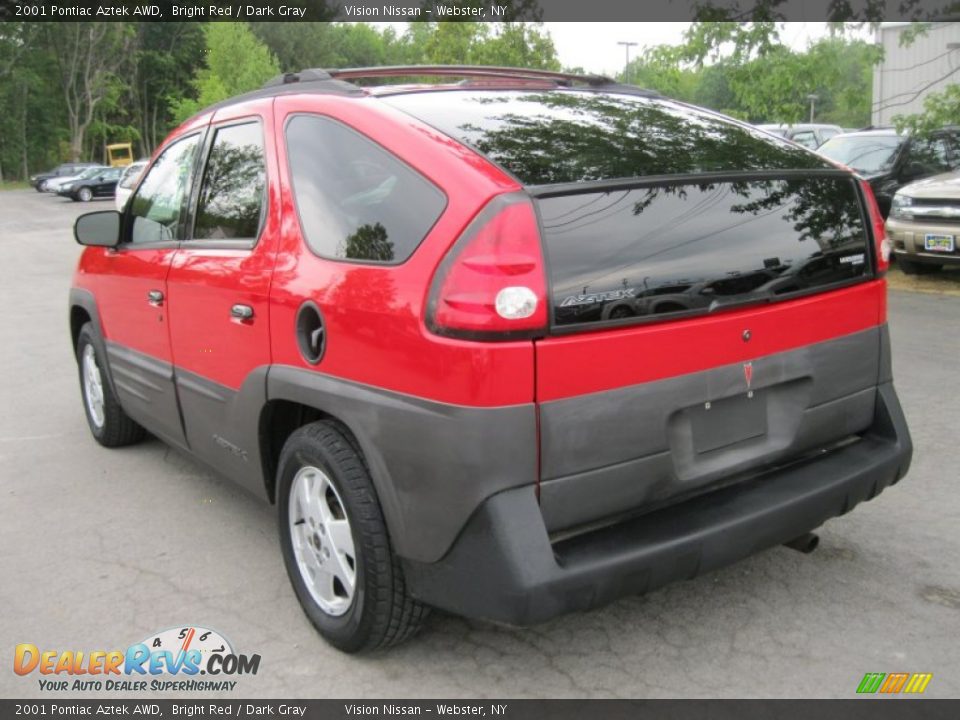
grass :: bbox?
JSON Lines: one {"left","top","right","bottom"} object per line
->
{"left": 0, "top": 180, "right": 31, "bottom": 191}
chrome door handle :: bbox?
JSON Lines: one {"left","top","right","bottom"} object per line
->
{"left": 147, "top": 290, "right": 164, "bottom": 306}
{"left": 231, "top": 304, "right": 254, "bottom": 320}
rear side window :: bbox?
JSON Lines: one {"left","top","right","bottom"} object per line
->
{"left": 285, "top": 115, "right": 445, "bottom": 263}
{"left": 539, "top": 176, "right": 871, "bottom": 328}
{"left": 193, "top": 122, "right": 267, "bottom": 241}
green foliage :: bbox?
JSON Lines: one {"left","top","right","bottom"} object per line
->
{"left": 173, "top": 23, "right": 280, "bottom": 123}
{"left": 631, "top": 23, "right": 880, "bottom": 126}
{"left": 895, "top": 84, "right": 960, "bottom": 136}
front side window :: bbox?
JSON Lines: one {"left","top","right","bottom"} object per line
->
{"left": 286, "top": 115, "right": 445, "bottom": 263}
{"left": 193, "top": 122, "right": 267, "bottom": 241}
{"left": 909, "top": 136, "right": 951, "bottom": 175}
{"left": 128, "top": 134, "right": 200, "bottom": 245}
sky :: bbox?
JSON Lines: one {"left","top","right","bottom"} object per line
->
{"left": 543, "top": 22, "right": 859, "bottom": 76}
{"left": 369, "top": 22, "right": 874, "bottom": 76}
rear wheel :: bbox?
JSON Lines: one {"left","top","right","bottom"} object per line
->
{"left": 76, "top": 323, "right": 145, "bottom": 447}
{"left": 277, "top": 421, "right": 428, "bottom": 652}
{"left": 77, "top": 187, "right": 93, "bottom": 202}
{"left": 898, "top": 257, "right": 941, "bottom": 275}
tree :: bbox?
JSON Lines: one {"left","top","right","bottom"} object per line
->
{"left": 131, "top": 23, "right": 206, "bottom": 154}
{"left": 173, "top": 23, "right": 280, "bottom": 123}
{"left": 43, "top": 23, "right": 134, "bottom": 162}
{"left": 667, "top": 22, "right": 879, "bottom": 125}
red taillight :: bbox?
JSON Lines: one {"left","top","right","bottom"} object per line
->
{"left": 860, "top": 178, "right": 891, "bottom": 273}
{"left": 427, "top": 193, "right": 548, "bottom": 339}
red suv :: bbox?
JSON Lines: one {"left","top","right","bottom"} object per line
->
{"left": 69, "top": 66, "right": 912, "bottom": 652}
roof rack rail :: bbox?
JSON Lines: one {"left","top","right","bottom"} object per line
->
{"left": 303, "top": 65, "right": 615, "bottom": 88}
{"left": 263, "top": 69, "right": 333, "bottom": 87}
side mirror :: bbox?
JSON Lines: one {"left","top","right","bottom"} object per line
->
{"left": 74, "top": 211, "right": 121, "bottom": 248}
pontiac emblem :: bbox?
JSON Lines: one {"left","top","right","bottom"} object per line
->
{"left": 743, "top": 362, "right": 754, "bottom": 389}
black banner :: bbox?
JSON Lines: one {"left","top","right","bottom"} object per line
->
{"left": 1, "top": 0, "right": 959, "bottom": 22}
{"left": 1, "top": 700, "right": 959, "bottom": 719}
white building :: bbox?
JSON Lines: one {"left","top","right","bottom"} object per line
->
{"left": 872, "top": 21, "right": 960, "bottom": 126}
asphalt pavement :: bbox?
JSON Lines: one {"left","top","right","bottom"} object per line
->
{"left": 0, "top": 189, "right": 957, "bottom": 699}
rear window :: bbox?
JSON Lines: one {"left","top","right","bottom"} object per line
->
{"left": 286, "top": 114, "right": 446, "bottom": 264}
{"left": 538, "top": 176, "right": 870, "bottom": 328}
{"left": 382, "top": 90, "right": 829, "bottom": 185}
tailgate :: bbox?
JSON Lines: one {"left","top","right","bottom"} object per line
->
{"left": 533, "top": 174, "right": 884, "bottom": 533}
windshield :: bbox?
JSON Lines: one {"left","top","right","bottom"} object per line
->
{"left": 76, "top": 167, "right": 103, "bottom": 180}
{"left": 818, "top": 135, "right": 902, "bottom": 175}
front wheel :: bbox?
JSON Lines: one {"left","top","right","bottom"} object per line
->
{"left": 277, "top": 421, "right": 428, "bottom": 652}
{"left": 77, "top": 187, "right": 93, "bottom": 202}
{"left": 76, "top": 323, "right": 145, "bottom": 447}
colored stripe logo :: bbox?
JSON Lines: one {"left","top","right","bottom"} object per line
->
{"left": 857, "top": 672, "right": 932, "bottom": 694}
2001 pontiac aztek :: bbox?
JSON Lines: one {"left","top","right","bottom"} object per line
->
{"left": 69, "top": 66, "right": 913, "bottom": 652}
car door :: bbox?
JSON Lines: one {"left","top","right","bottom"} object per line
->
{"left": 91, "top": 131, "right": 204, "bottom": 448}
{"left": 165, "top": 103, "right": 277, "bottom": 495}
{"left": 97, "top": 168, "right": 122, "bottom": 197}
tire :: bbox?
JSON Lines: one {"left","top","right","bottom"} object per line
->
{"left": 277, "top": 421, "right": 428, "bottom": 652}
{"left": 76, "top": 323, "right": 146, "bottom": 447}
{"left": 78, "top": 187, "right": 93, "bottom": 202}
{"left": 898, "top": 257, "right": 941, "bottom": 275}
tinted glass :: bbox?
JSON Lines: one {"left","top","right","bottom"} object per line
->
{"left": 818, "top": 134, "right": 902, "bottom": 175}
{"left": 539, "top": 177, "right": 870, "bottom": 328}
{"left": 791, "top": 131, "right": 818, "bottom": 149}
{"left": 909, "top": 136, "right": 951, "bottom": 174}
{"left": 383, "top": 90, "right": 829, "bottom": 185}
{"left": 193, "top": 122, "right": 267, "bottom": 241}
{"left": 128, "top": 135, "right": 200, "bottom": 244}
{"left": 119, "top": 162, "right": 146, "bottom": 189}
{"left": 286, "top": 115, "right": 445, "bottom": 263}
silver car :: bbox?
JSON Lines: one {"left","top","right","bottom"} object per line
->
{"left": 886, "top": 170, "right": 960, "bottom": 274}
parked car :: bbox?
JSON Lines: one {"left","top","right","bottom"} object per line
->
{"left": 58, "top": 167, "right": 124, "bottom": 202}
{"left": 114, "top": 160, "right": 148, "bottom": 211}
{"left": 68, "top": 66, "right": 912, "bottom": 653}
{"left": 756, "top": 123, "right": 843, "bottom": 149}
{"left": 44, "top": 165, "right": 108, "bottom": 194}
{"left": 31, "top": 163, "right": 100, "bottom": 192}
{"left": 818, "top": 128, "right": 960, "bottom": 217}
{"left": 886, "top": 169, "right": 960, "bottom": 273}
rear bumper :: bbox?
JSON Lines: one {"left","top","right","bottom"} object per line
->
{"left": 402, "top": 382, "right": 912, "bottom": 626}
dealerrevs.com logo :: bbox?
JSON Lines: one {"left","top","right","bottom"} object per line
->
{"left": 14, "top": 626, "right": 260, "bottom": 692}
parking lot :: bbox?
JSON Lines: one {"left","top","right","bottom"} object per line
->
{"left": 0, "top": 188, "right": 958, "bottom": 699}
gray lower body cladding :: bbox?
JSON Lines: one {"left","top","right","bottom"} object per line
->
{"left": 538, "top": 326, "right": 886, "bottom": 533}
{"left": 403, "top": 382, "right": 912, "bottom": 626}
